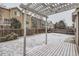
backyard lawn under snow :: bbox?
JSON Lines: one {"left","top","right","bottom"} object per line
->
{"left": 0, "top": 33, "right": 74, "bottom": 56}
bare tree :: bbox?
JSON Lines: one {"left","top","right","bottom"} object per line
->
{"left": 54, "top": 20, "right": 66, "bottom": 29}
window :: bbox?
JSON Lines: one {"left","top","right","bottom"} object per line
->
{"left": 0, "top": 15, "right": 2, "bottom": 20}
{"left": 14, "top": 11, "right": 20, "bottom": 16}
{"left": 26, "top": 21, "right": 29, "bottom": 24}
{"left": 14, "top": 11, "right": 17, "bottom": 16}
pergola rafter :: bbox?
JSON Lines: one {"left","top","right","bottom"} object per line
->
{"left": 20, "top": 4, "right": 47, "bottom": 17}
{"left": 20, "top": 3, "right": 79, "bottom": 16}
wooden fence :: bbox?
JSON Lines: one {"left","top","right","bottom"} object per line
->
{"left": 0, "top": 29, "right": 24, "bottom": 37}
{"left": 48, "top": 28, "right": 75, "bottom": 35}
{"left": 0, "top": 28, "right": 74, "bottom": 37}
{"left": 0, "top": 29, "right": 45, "bottom": 37}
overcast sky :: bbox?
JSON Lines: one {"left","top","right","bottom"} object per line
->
{"left": 48, "top": 9, "right": 75, "bottom": 26}
{"left": 3, "top": 3, "right": 75, "bottom": 26}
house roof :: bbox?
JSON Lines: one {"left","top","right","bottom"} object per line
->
{"left": 10, "top": 7, "right": 24, "bottom": 14}
{"left": 0, "top": 7, "right": 9, "bottom": 10}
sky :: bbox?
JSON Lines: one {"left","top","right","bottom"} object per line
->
{"left": 2, "top": 3, "right": 75, "bottom": 26}
{"left": 48, "top": 9, "right": 75, "bottom": 26}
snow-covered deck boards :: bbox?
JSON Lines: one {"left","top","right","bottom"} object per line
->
{"left": 26, "top": 33, "right": 78, "bottom": 56}
{"left": 26, "top": 43, "right": 78, "bottom": 56}
{"left": 0, "top": 33, "right": 78, "bottom": 56}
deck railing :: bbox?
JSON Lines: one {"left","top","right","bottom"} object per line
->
{"left": 0, "top": 29, "right": 24, "bottom": 37}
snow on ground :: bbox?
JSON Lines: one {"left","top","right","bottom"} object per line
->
{"left": 26, "top": 33, "right": 74, "bottom": 47}
{"left": 0, "top": 33, "right": 74, "bottom": 56}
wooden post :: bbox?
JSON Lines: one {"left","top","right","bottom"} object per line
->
{"left": 75, "top": 12, "right": 79, "bottom": 46}
{"left": 45, "top": 17, "right": 47, "bottom": 44}
{"left": 2, "top": 16, "right": 4, "bottom": 36}
{"left": 23, "top": 9, "right": 27, "bottom": 56}
{"left": 29, "top": 16, "right": 32, "bottom": 29}
{"left": 77, "top": 12, "right": 79, "bottom": 46}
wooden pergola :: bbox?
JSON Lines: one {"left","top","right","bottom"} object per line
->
{"left": 20, "top": 3, "right": 79, "bottom": 56}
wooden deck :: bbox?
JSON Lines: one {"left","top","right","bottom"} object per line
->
{"left": 26, "top": 43, "right": 78, "bottom": 56}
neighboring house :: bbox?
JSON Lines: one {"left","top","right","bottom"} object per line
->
{"left": 0, "top": 7, "right": 24, "bottom": 29}
{"left": 0, "top": 7, "right": 10, "bottom": 19}
{"left": 0, "top": 7, "right": 46, "bottom": 30}
{"left": 40, "top": 19, "right": 46, "bottom": 29}
{"left": 0, "top": 7, "right": 10, "bottom": 29}
{"left": 9, "top": 7, "right": 24, "bottom": 29}
{"left": 47, "top": 21, "right": 54, "bottom": 29}
{"left": 26, "top": 14, "right": 31, "bottom": 29}
{"left": 10, "top": 7, "right": 46, "bottom": 30}
{"left": 25, "top": 14, "right": 46, "bottom": 30}
{"left": 31, "top": 16, "right": 45, "bottom": 30}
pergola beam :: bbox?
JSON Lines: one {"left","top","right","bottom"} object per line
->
{"left": 31, "top": 4, "right": 42, "bottom": 9}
